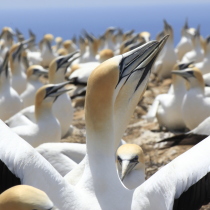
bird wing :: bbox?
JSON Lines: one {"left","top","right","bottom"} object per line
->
{"left": 132, "top": 135, "right": 210, "bottom": 210}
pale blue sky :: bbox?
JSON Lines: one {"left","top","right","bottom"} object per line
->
{"left": 0, "top": 0, "right": 209, "bottom": 9}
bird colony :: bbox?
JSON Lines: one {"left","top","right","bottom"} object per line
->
{"left": 1, "top": 19, "right": 210, "bottom": 210}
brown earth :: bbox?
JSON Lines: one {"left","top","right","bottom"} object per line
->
{"left": 62, "top": 74, "right": 210, "bottom": 210}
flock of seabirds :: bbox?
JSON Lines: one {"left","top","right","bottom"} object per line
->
{"left": 0, "top": 18, "right": 210, "bottom": 209}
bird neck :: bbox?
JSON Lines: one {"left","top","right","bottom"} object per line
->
{"left": 35, "top": 101, "right": 54, "bottom": 122}
{"left": 84, "top": 63, "right": 126, "bottom": 194}
{"left": 49, "top": 71, "right": 65, "bottom": 84}
{"left": 172, "top": 75, "right": 186, "bottom": 93}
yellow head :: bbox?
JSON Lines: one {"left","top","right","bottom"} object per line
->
{"left": 0, "top": 185, "right": 53, "bottom": 210}
{"left": 117, "top": 144, "right": 145, "bottom": 181}
{"left": 99, "top": 49, "right": 114, "bottom": 62}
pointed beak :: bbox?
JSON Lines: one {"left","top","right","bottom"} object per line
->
{"left": 34, "top": 68, "right": 48, "bottom": 77}
{"left": 120, "top": 160, "right": 138, "bottom": 181}
{"left": 117, "top": 35, "right": 168, "bottom": 90}
{"left": 0, "top": 51, "right": 9, "bottom": 75}
{"left": 46, "top": 81, "right": 72, "bottom": 98}
{"left": 57, "top": 51, "right": 80, "bottom": 69}
{"left": 172, "top": 69, "right": 193, "bottom": 79}
{"left": 12, "top": 43, "right": 24, "bottom": 60}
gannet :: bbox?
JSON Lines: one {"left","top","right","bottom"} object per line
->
{"left": 123, "top": 29, "right": 134, "bottom": 41}
{"left": 63, "top": 39, "right": 78, "bottom": 54}
{"left": 53, "top": 36, "right": 63, "bottom": 52}
{"left": 113, "top": 29, "right": 123, "bottom": 54}
{"left": 152, "top": 20, "right": 177, "bottom": 79}
{"left": 175, "top": 19, "right": 193, "bottom": 61}
{"left": 0, "top": 185, "right": 54, "bottom": 210}
{"left": 20, "top": 65, "right": 48, "bottom": 108}
{"left": 193, "top": 36, "right": 210, "bottom": 75}
{"left": 139, "top": 31, "right": 151, "bottom": 43}
{"left": 79, "top": 32, "right": 98, "bottom": 63}
{"left": 117, "top": 144, "right": 145, "bottom": 189}
{"left": 2, "top": 35, "right": 210, "bottom": 209}
{"left": 103, "top": 27, "right": 116, "bottom": 51}
{"left": 144, "top": 62, "right": 190, "bottom": 131}
{"left": 15, "top": 28, "right": 24, "bottom": 42}
{"left": 5, "top": 52, "right": 78, "bottom": 138}
{"left": 65, "top": 36, "right": 169, "bottom": 188}
{"left": 9, "top": 42, "right": 27, "bottom": 94}
{"left": 172, "top": 67, "right": 210, "bottom": 130}
{"left": 0, "top": 52, "right": 23, "bottom": 120}
{"left": 144, "top": 64, "right": 210, "bottom": 131}
{"left": 181, "top": 26, "right": 204, "bottom": 63}
{"left": 0, "top": 27, "right": 14, "bottom": 49}
{"left": 40, "top": 34, "right": 57, "bottom": 67}
{"left": 0, "top": 36, "right": 168, "bottom": 210}
{"left": 27, "top": 29, "right": 38, "bottom": 52}
{"left": 49, "top": 52, "right": 79, "bottom": 137}
{"left": 10, "top": 82, "right": 71, "bottom": 147}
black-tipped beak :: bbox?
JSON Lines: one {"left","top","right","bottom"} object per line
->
{"left": 117, "top": 35, "right": 168, "bottom": 90}
{"left": 45, "top": 81, "right": 72, "bottom": 98}
{"left": 56, "top": 51, "right": 80, "bottom": 69}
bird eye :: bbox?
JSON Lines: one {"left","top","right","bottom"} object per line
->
{"left": 117, "top": 156, "right": 122, "bottom": 165}
{"left": 131, "top": 156, "right": 138, "bottom": 162}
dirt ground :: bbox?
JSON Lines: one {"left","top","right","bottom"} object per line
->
{"left": 62, "top": 75, "right": 210, "bottom": 210}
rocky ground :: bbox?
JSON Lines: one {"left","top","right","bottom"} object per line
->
{"left": 62, "top": 75, "right": 210, "bottom": 209}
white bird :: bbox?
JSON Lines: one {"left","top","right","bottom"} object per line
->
{"left": 144, "top": 62, "right": 193, "bottom": 131}
{"left": 0, "top": 27, "right": 14, "bottom": 59}
{"left": 40, "top": 34, "right": 57, "bottom": 67}
{"left": 79, "top": 32, "right": 98, "bottom": 63}
{"left": 152, "top": 20, "right": 177, "bottom": 79}
{"left": 193, "top": 35, "right": 210, "bottom": 75}
{"left": 9, "top": 42, "right": 27, "bottom": 94}
{"left": 116, "top": 144, "right": 145, "bottom": 189}
{"left": 103, "top": 27, "right": 116, "bottom": 51}
{"left": 20, "top": 65, "right": 48, "bottom": 108}
{"left": 0, "top": 185, "right": 54, "bottom": 210}
{"left": 181, "top": 26, "right": 204, "bottom": 63}
{"left": 10, "top": 82, "right": 71, "bottom": 147}
{"left": 65, "top": 36, "right": 169, "bottom": 187}
{"left": 0, "top": 52, "right": 23, "bottom": 121}
{"left": 6, "top": 52, "right": 78, "bottom": 138}
{"left": 175, "top": 19, "right": 193, "bottom": 61}
{"left": 172, "top": 67, "right": 210, "bottom": 130}
{"left": 63, "top": 39, "right": 78, "bottom": 54}
{"left": 0, "top": 37, "right": 169, "bottom": 210}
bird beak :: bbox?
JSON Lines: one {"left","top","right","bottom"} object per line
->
{"left": 12, "top": 43, "right": 24, "bottom": 60}
{"left": 57, "top": 51, "right": 80, "bottom": 69}
{"left": 34, "top": 68, "right": 48, "bottom": 77}
{"left": 47, "top": 81, "right": 72, "bottom": 98}
{"left": 117, "top": 35, "right": 168, "bottom": 90}
{"left": 171, "top": 69, "right": 193, "bottom": 79}
{"left": 120, "top": 160, "right": 138, "bottom": 181}
{"left": 178, "top": 61, "right": 194, "bottom": 70}
{"left": 0, "top": 51, "right": 9, "bottom": 75}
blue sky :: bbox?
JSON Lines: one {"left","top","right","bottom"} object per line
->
{"left": 1, "top": 0, "right": 210, "bottom": 9}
